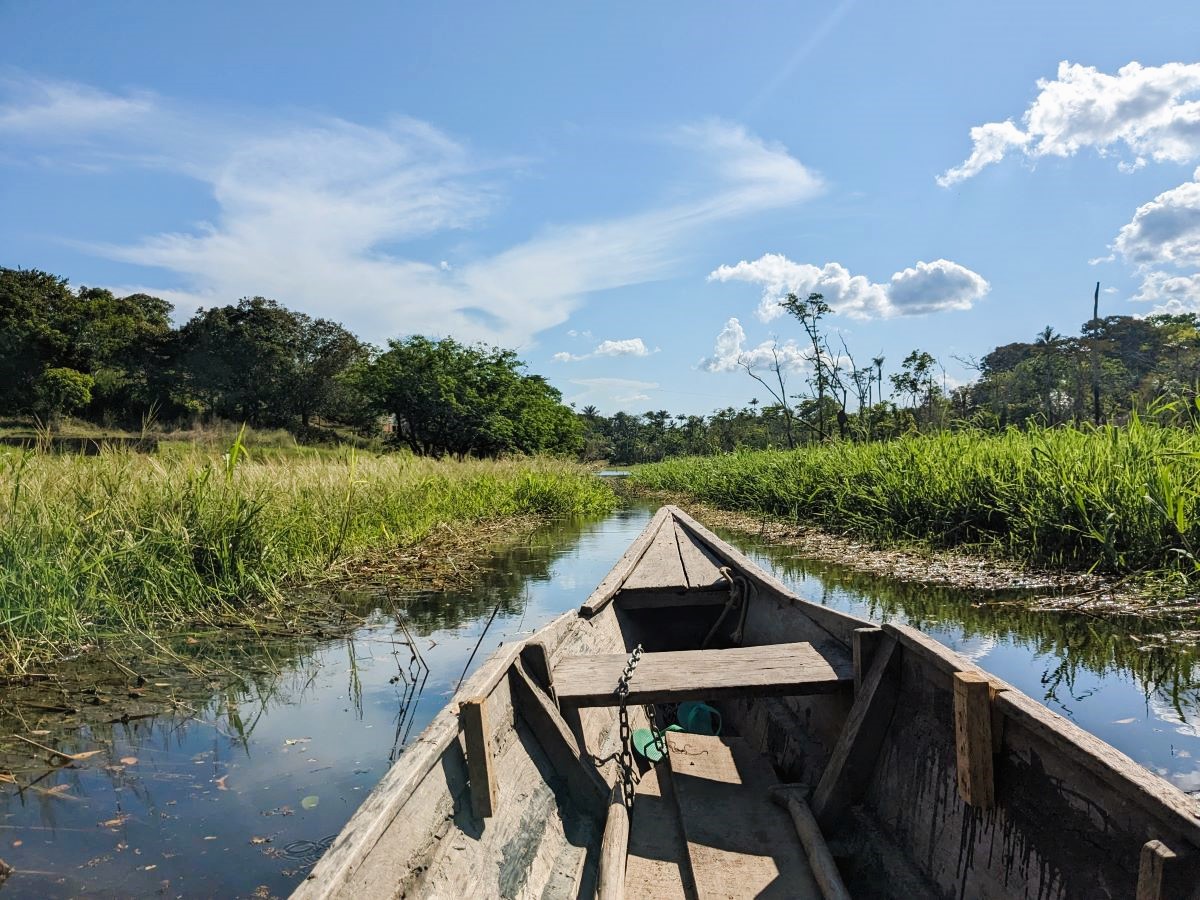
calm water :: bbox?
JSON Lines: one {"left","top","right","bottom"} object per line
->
{"left": 2, "top": 502, "right": 1199, "bottom": 897}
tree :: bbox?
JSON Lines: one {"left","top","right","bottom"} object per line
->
{"left": 736, "top": 341, "right": 800, "bottom": 448}
{"left": 72, "top": 288, "right": 173, "bottom": 424}
{"left": 172, "top": 297, "right": 367, "bottom": 430}
{"left": 0, "top": 268, "right": 83, "bottom": 414}
{"left": 1033, "top": 326, "right": 1063, "bottom": 424}
{"left": 891, "top": 350, "right": 939, "bottom": 429}
{"left": 34, "top": 367, "right": 93, "bottom": 428}
{"left": 289, "top": 317, "right": 370, "bottom": 430}
{"left": 351, "top": 336, "right": 581, "bottom": 457}
{"left": 781, "top": 292, "right": 833, "bottom": 439}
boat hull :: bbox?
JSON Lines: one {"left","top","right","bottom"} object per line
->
{"left": 294, "top": 506, "right": 1200, "bottom": 899}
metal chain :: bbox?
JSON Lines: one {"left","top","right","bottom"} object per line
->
{"left": 645, "top": 703, "right": 668, "bottom": 759}
{"left": 613, "top": 644, "right": 643, "bottom": 813}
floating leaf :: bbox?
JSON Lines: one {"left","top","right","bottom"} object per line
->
{"left": 99, "top": 814, "right": 131, "bottom": 828}
{"left": 249, "top": 835, "right": 271, "bottom": 845}
{"left": 284, "top": 738, "right": 311, "bottom": 746}
{"left": 120, "top": 756, "right": 138, "bottom": 766}
{"left": 214, "top": 775, "right": 229, "bottom": 791}
{"left": 13, "top": 734, "right": 104, "bottom": 762}
{"left": 300, "top": 795, "right": 319, "bottom": 810}
{"left": 29, "top": 783, "right": 79, "bottom": 802}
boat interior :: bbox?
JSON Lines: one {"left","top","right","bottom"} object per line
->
{"left": 296, "top": 506, "right": 1200, "bottom": 900}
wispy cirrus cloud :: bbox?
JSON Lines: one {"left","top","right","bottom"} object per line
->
{"left": 567, "top": 377, "right": 660, "bottom": 409}
{"left": 708, "top": 253, "right": 988, "bottom": 321}
{"left": 938, "top": 60, "right": 1200, "bottom": 186}
{"left": 0, "top": 76, "right": 156, "bottom": 134}
{"left": 0, "top": 76, "right": 824, "bottom": 347}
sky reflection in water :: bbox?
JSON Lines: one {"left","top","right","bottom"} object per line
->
{"left": 2, "top": 502, "right": 1198, "bottom": 897}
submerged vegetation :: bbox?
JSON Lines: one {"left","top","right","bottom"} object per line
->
{"left": 0, "top": 442, "right": 615, "bottom": 671}
{"left": 632, "top": 420, "right": 1200, "bottom": 582}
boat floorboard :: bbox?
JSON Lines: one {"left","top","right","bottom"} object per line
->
{"left": 666, "top": 732, "right": 820, "bottom": 899}
{"left": 553, "top": 642, "right": 852, "bottom": 707}
{"left": 626, "top": 765, "right": 693, "bottom": 900}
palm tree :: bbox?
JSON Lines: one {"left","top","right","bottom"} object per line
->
{"left": 869, "top": 355, "right": 885, "bottom": 439}
{"left": 1034, "top": 326, "right": 1061, "bottom": 424}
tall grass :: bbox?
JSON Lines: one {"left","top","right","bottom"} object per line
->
{"left": 0, "top": 444, "right": 615, "bottom": 670}
{"left": 632, "top": 420, "right": 1200, "bottom": 579}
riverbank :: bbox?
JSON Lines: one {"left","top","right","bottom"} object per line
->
{"left": 0, "top": 445, "right": 615, "bottom": 672}
{"left": 627, "top": 424, "right": 1200, "bottom": 617}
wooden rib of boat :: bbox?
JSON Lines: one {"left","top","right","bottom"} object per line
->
{"left": 294, "top": 506, "right": 1200, "bottom": 899}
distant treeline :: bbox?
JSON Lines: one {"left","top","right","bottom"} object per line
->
{"left": 6, "top": 268, "right": 1199, "bottom": 462}
{"left": 0, "top": 267, "right": 580, "bottom": 457}
{"left": 580, "top": 300, "right": 1200, "bottom": 464}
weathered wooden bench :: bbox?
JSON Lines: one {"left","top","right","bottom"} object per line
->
{"left": 552, "top": 641, "right": 853, "bottom": 708}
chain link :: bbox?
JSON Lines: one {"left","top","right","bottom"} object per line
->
{"left": 613, "top": 644, "right": 643, "bottom": 813}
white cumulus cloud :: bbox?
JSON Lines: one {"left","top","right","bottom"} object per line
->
{"left": 938, "top": 60, "right": 1200, "bottom": 186}
{"left": 596, "top": 338, "right": 651, "bottom": 357}
{"left": 1130, "top": 271, "right": 1200, "bottom": 313}
{"left": 552, "top": 337, "right": 654, "bottom": 362}
{"left": 699, "top": 318, "right": 810, "bottom": 373}
{"left": 708, "top": 253, "right": 988, "bottom": 320}
{"left": 1113, "top": 168, "right": 1200, "bottom": 269}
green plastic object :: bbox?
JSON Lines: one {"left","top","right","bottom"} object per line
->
{"left": 677, "top": 701, "right": 722, "bottom": 736}
{"left": 632, "top": 724, "right": 682, "bottom": 763}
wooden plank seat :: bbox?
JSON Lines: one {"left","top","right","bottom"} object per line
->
{"left": 552, "top": 641, "right": 853, "bottom": 708}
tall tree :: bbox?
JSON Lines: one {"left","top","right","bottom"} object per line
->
{"left": 351, "top": 336, "right": 581, "bottom": 457}
{"left": 173, "top": 297, "right": 367, "bottom": 430}
{"left": 781, "top": 292, "right": 833, "bottom": 439}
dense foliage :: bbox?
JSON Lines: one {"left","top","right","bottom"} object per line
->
{"left": 349, "top": 336, "right": 581, "bottom": 458}
{"left": 0, "top": 268, "right": 580, "bottom": 457}
{"left": 7, "top": 267, "right": 1200, "bottom": 464}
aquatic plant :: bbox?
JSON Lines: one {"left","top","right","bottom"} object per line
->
{"left": 0, "top": 444, "right": 615, "bottom": 670}
{"left": 632, "top": 420, "right": 1200, "bottom": 581}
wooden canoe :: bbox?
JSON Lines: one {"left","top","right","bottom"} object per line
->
{"left": 293, "top": 505, "right": 1200, "bottom": 899}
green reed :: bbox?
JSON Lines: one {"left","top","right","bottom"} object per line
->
{"left": 0, "top": 445, "right": 614, "bottom": 670}
{"left": 632, "top": 419, "right": 1200, "bottom": 580}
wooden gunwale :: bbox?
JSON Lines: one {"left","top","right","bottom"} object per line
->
{"left": 293, "top": 610, "right": 581, "bottom": 900}
{"left": 667, "top": 506, "right": 868, "bottom": 646}
{"left": 297, "top": 505, "right": 1200, "bottom": 898}
{"left": 885, "top": 622, "right": 1200, "bottom": 844}
{"left": 579, "top": 505, "right": 674, "bottom": 617}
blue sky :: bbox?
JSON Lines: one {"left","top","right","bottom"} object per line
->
{"left": 3, "top": 2, "right": 1200, "bottom": 414}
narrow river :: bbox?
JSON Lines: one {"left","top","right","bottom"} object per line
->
{"left": 2, "top": 500, "right": 1198, "bottom": 897}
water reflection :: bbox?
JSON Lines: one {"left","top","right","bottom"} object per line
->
{"left": 719, "top": 528, "right": 1200, "bottom": 794}
{"left": 0, "top": 508, "right": 653, "bottom": 898}
{"left": 2, "top": 502, "right": 1200, "bottom": 897}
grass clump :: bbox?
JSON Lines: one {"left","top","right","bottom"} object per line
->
{"left": 631, "top": 419, "right": 1200, "bottom": 581}
{"left": 0, "top": 442, "right": 615, "bottom": 670}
